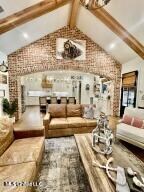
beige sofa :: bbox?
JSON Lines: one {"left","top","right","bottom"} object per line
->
{"left": 116, "top": 107, "right": 144, "bottom": 149}
{"left": 43, "top": 104, "right": 97, "bottom": 138}
{"left": 0, "top": 120, "right": 45, "bottom": 192}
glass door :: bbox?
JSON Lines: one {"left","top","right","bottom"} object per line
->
{"left": 122, "top": 87, "right": 129, "bottom": 107}
{"left": 128, "top": 87, "right": 135, "bottom": 107}
{"left": 120, "top": 87, "right": 136, "bottom": 117}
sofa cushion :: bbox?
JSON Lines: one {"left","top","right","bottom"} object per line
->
{"left": 0, "top": 137, "right": 44, "bottom": 166}
{"left": 67, "top": 117, "right": 86, "bottom": 128}
{"left": 49, "top": 118, "right": 68, "bottom": 129}
{"left": 81, "top": 104, "right": 96, "bottom": 116}
{"left": 0, "top": 162, "right": 36, "bottom": 192}
{"left": 117, "top": 123, "right": 144, "bottom": 144}
{"left": 131, "top": 117, "right": 144, "bottom": 128}
{"left": 67, "top": 104, "right": 81, "bottom": 117}
{"left": 83, "top": 105, "right": 95, "bottom": 119}
{"left": 48, "top": 104, "right": 66, "bottom": 118}
{"left": 122, "top": 114, "right": 133, "bottom": 125}
{"left": 84, "top": 119, "right": 97, "bottom": 127}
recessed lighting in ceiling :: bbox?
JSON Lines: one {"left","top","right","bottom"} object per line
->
{"left": 23, "top": 32, "right": 29, "bottom": 39}
{"left": 0, "top": 6, "right": 4, "bottom": 13}
{"left": 109, "top": 43, "right": 116, "bottom": 50}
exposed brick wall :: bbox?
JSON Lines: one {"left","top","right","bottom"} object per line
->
{"left": 8, "top": 26, "right": 121, "bottom": 119}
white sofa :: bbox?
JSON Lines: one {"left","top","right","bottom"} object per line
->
{"left": 116, "top": 107, "right": 144, "bottom": 149}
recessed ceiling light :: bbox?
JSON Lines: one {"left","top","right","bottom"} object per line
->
{"left": 109, "top": 43, "right": 116, "bottom": 49}
{"left": 23, "top": 32, "right": 29, "bottom": 39}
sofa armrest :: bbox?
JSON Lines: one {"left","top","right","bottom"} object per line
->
{"left": 43, "top": 113, "right": 51, "bottom": 126}
{"left": 14, "top": 126, "right": 45, "bottom": 139}
{"left": 43, "top": 113, "right": 51, "bottom": 138}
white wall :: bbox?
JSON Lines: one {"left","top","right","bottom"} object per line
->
{"left": 122, "top": 57, "right": 144, "bottom": 108}
{"left": 0, "top": 51, "right": 9, "bottom": 116}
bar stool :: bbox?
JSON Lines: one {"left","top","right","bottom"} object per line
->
{"left": 60, "top": 97, "right": 67, "bottom": 104}
{"left": 68, "top": 97, "right": 75, "bottom": 104}
{"left": 50, "top": 97, "right": 57, "bottom": 104}
{"left": 39, "top": 97, "right": 47, "bottom": 112}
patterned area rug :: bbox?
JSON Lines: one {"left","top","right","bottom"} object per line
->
{"left": 35, "top": 137, "right": 91, "bottom": 192}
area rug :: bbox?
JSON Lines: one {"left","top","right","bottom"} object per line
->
{"left": 35, "top": 137, "right": 91, "bottom": 192}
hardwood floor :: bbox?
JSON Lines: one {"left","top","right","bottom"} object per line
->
{"left": 15, "top": 106, "right": 144, "bottom": 162}
{"left": 15, "top": 106, "right": 44, "bottom": 129}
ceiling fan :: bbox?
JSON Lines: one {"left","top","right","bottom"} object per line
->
{"left": 0, "top": 61, "right": 8, "bottom": 73}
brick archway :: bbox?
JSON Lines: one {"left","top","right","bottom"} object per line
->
{"left": 8, "top": 27, "right": 121, "bottom": 119}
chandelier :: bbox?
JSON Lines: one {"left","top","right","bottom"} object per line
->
{"left": 81, "top": 0, "right": 111, "bottom": 10}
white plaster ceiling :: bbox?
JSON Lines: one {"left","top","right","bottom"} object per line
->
{"left": 76, "top": 6, "right": 138, "bottom": 64}
{"left": 0, "top": 3, "right": 71, "bottom": 54}
{"left": 105, "top": 0, "right": 144, "bottom": 44}
{"left": 0, "top": 0, "right": 143, "bottom": 64}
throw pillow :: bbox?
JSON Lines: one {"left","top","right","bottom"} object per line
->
{"left": 122, "top": 115, "right": 133, "bottom": 125}
{"left": 93, "top": 106, "right": 100, "bottom": 119}
{"left": 131, "top": 117, "right": 144, "bottom": 128}
{"left": 83, "top": 105, "right": 94, "bottom": 119}
{"left": 0, "top": 116, "right": 11, "bottom": 131}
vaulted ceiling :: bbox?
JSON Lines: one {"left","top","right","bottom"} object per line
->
{"left": 0, "top": 0, "right": 144, "bottom": 64}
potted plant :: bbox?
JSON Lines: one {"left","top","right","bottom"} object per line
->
{"left": 2, "top": 98, "right": 17, "bottom": 123}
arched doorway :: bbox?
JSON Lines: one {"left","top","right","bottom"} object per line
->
{"left": 9, "top": 70, "right": 120, "bottom": 119}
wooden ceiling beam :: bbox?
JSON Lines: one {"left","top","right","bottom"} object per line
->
{"left": 69, "top": 0, "right": 80, "bottom": 28}
{"left": 0, "top": 0, "right": 70, "bottom": 35}
{"left": 88, "top": 7, "right": 144, "bottom": 59}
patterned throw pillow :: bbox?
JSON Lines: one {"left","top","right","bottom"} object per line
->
{"left": 83, "top": 105, "right": 94, "bottom": 119}
{"left": 131, "top": 117, "right": 144, "bottom": 128}
{"left": 122, "top": 115, "right": 133, "bottom": 125}
{"left": 93, "top": 106, "right": 100, "bottom": 119}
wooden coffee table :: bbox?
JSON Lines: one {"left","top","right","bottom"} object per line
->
{"left": 75, "top": 133, "right": 144, "bottom": 192}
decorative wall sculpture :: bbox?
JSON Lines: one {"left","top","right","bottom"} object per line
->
{"left": 56, "top": 38, "right": 86, "bottom": 60}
